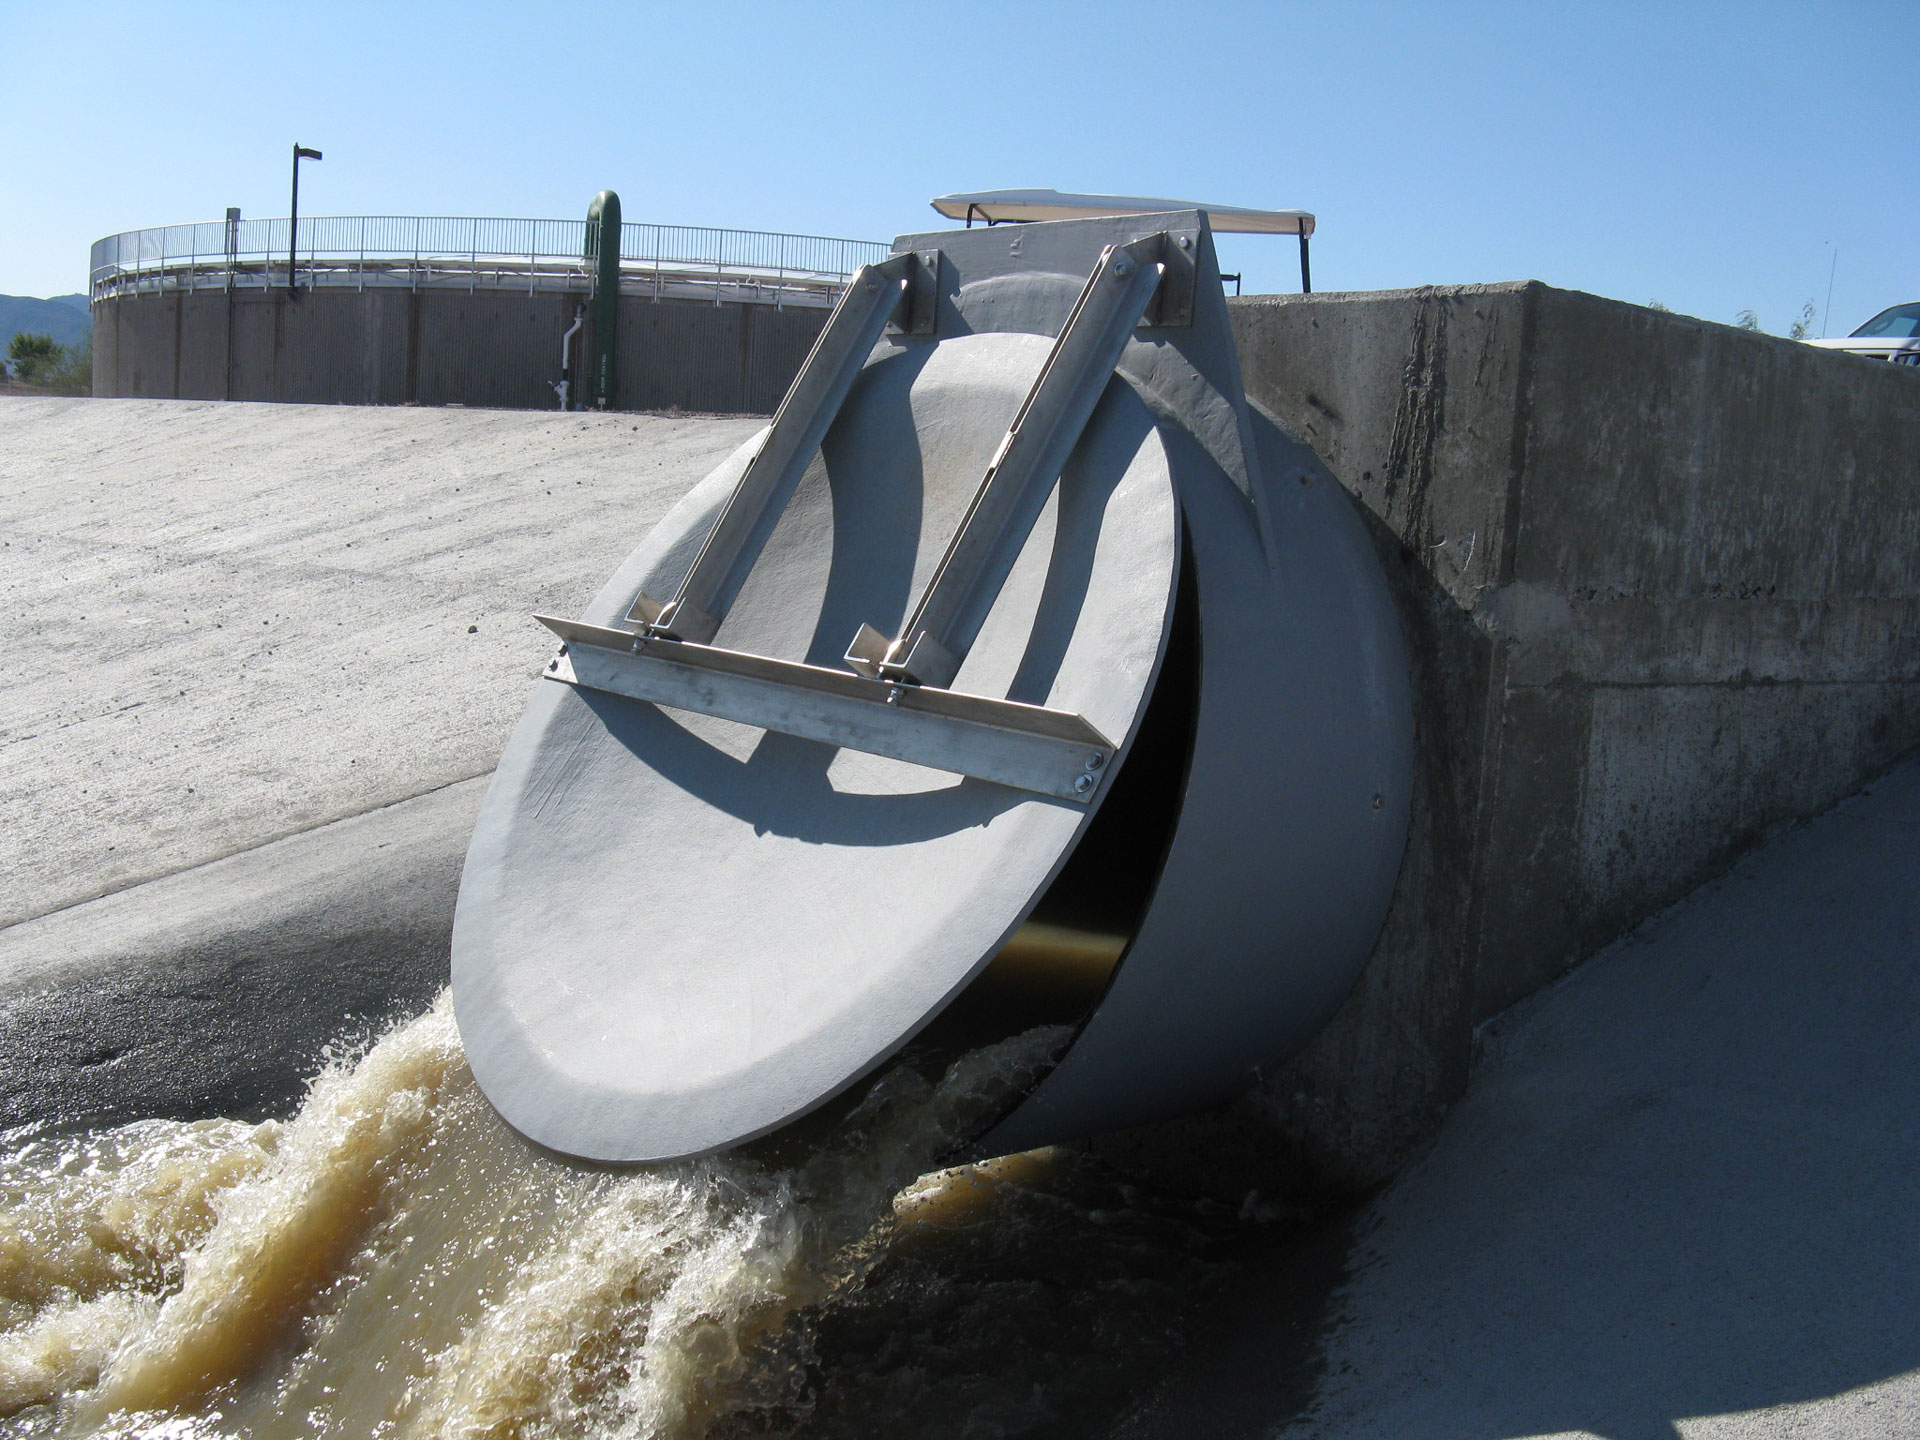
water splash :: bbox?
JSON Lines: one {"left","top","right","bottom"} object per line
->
{"left": 0, "top": 1118, "right": 279, "bottom": 1412}
{"left": 0, "top": 993, "right": 1069, "bottom": 1439}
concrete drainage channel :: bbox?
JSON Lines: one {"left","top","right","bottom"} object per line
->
{"left": 452, "top": 213, "right": 1415, "bottom": 1168}
{"left": 2, "top": 264, "right": 1917, "bottom": 1436}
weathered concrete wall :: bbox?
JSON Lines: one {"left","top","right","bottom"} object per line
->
{"left": 91, "top": 287, "right": 829, "bottom": 414}
{"left": 1213, "top": 282, "right": 1920, "bottom": 1187}
{"left": 614, "top": 296, "right": 824, "bottom": 415}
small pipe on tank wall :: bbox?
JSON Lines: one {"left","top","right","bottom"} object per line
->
{"left": 554, "top": 305, "right": 585, "bottom": 410}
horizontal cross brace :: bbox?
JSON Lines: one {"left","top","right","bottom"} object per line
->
{"left": 535, "top": 616, "right": 1114, "bottom": 804}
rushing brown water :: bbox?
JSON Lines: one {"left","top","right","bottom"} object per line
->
{"left": 0, "top": 987, "right": 1289, "bottom": 1439}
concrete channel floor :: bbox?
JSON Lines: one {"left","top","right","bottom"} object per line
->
{"left": 1127, "top": 753, "right": 1920, "bottom": 1440}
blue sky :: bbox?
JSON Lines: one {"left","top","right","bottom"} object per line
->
{"left": 3, "top": 1, "right": 1913, "bottom": 334}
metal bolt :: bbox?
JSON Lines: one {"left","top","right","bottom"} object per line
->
{"left": 1112, "top": 261, "right": 1131, "bottom": 278}
{"left": 1085, "top": 752, "right": 1105, "bottom": 771}
{"left": 1073, "top": 773, "right": 1096, "bottom": 794}
{"left": 547, "top": 659, "right": 558, "bottom": 671}
{"left": 1176, "top": 235, "right": 1192, "bottom": 249}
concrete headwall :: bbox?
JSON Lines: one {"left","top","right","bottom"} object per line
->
{"left": 1212, "top": 282, "right": 1920, "bottom": 1187}
{"left": 92, "top": 287, "right": 829, "bottom": 414}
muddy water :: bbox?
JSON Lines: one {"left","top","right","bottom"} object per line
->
{"left": 0, "top": 995, "right": 1286, "bottom": 1439}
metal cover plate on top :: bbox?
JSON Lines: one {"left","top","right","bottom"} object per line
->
{"left": 452, "top": 331, "right": 1178, "bottom": 1162}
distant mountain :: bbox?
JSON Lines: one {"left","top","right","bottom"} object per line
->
{"left": 1, "top": 294, "right": 93, "bottom": 353}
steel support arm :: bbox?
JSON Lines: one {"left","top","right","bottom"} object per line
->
{"left": 847, "top": 235, "right": 1167, "bottom": 687}
{"left": 635, "top": 250, "right": 922, "bottom": 643}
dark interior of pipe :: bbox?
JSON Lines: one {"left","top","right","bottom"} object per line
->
{"left": 743, "top": 548, "right": 1201, "bottom": 1165}
{"left": 906, "top": 543, "right": 1202, "bottom": 1064}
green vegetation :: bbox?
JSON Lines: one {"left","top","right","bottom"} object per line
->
{"left": 5, "top": 331, "right": 92, "bottom": 394}
{"left": 1735, "top": 300, "right": 1820, "bottom": 338}
{"left": 7, "top": 331, "right": 58, "bottom": 379}
{"left": 1646, "top": 299, "right": 1822, "bottom": 339}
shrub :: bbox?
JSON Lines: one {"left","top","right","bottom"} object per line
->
{"left": 7, "top": 331, "right": 59, "bottom": 382}
{"left": 4, "top": 333, "right": 91, "bottom": 393}
{"left": 41, "top": 337, "right": 92, "bottom": 396}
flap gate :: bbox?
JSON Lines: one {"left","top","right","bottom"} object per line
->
{"left": 453, "top": 208, "right": 1415, "bottom": 1167}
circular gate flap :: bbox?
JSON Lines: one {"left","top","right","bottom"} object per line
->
{"left": 453, "top": 332, "right": 1178, "bottom": 1162}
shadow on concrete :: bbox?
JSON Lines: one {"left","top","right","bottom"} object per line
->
{"left": 0, "top": 780, "right": 478, "bottom": 1135}
{"left": 1120, "top": 755, "right": 1920, "bottom": 1440}
{"left": 1105, "top": 1207, "right": 1361, "bottom": 1440}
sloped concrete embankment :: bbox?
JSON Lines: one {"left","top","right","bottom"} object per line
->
{"left": 1118, "top": 747, "right": 1920, "bottom": 1440}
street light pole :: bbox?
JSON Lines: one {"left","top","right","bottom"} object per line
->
{"left": 289, "top": 144, "right": 322, "bottom": 295}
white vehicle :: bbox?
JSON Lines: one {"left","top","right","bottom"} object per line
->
{"left": 1806, "top": 302, "right": 1920, "bottom": 366}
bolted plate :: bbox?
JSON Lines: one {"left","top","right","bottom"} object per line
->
{"left": 452, "top": 331, "right": 1178, "bottom": 1162}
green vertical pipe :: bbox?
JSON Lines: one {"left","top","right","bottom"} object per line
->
{"left": 586, "top": 190, "right": 621, "bottom": 408}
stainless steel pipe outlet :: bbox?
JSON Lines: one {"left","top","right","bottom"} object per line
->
{"left": 452, "top": 212, "right": 1413, "bottom": 1164}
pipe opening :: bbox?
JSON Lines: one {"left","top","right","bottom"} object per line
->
{"left": 905, "top": 543, "right": 1202, "bottom": 1069}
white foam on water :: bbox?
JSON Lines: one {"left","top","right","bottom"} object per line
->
{"left": 0, "top": 993, "right": 1068, "bottom": 1439}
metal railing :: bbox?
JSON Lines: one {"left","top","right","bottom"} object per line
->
{"left": 89, "top": 216, "right": 892, "bottom": 308}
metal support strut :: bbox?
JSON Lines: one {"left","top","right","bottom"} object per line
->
{"left": 845, "top": 235, "right": 1166, "bottom": 687}
{"left": 631, "top": 250, "right": 929, "bottom": 643}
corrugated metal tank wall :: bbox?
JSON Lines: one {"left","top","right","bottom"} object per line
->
{"left": 91, "top": 287, "right": 831, "bottom": 414}
{"left": 610, "top": 298, "right": 825, "bottom": 414}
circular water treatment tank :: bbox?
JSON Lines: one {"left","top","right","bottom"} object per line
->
{"left": 453, "top": 215, "right": 1412, "bottom": 1164}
